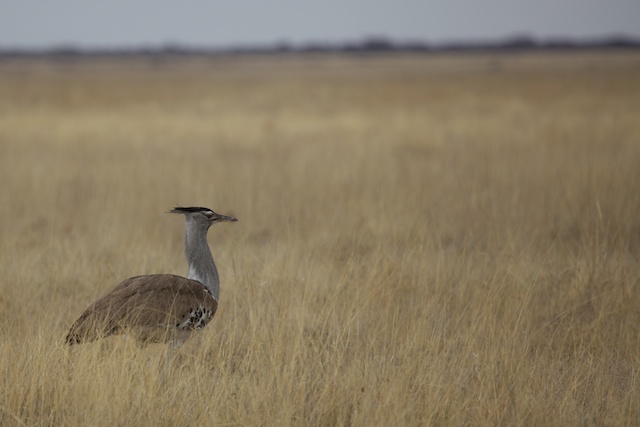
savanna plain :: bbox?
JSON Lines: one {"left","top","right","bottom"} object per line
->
{"left": 0, "top": 51, "right": 639, "bottom": 426}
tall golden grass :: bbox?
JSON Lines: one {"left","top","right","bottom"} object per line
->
{"left": 0, "top": 51, "right": 639, "bottom": 426}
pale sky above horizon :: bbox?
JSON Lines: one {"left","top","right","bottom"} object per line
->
{"left": 1, "top": 0, "right": 639, "bottom": 50}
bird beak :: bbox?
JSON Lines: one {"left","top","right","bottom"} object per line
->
{"left": 218, "top": 214, "right": 238, "bottom": 222}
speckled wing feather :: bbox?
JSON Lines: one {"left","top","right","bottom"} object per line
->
{"left": 66, "top": 274, "right": 218, "bottom": 344}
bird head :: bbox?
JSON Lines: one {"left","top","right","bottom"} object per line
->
{"left": 170, "top": 206, "right": 237, "bottom": 229}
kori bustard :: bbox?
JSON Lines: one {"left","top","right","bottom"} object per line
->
{"left": 65, "top": 207, "right": 237, "bottom": 346}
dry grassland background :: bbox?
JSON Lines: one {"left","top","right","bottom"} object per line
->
{"left": 0, "top": 51, "right": 639, "bottom": 426}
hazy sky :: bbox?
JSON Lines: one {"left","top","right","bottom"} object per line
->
{"left": 2, "top": 0, "right": 639, "bottom": 49}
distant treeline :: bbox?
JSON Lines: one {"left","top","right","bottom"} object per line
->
{"left": 2, "top": 35, "right": 639, "bottom": 57}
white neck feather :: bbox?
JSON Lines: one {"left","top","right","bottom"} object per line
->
{"left": 184, "top": 219, "right": 220, "bottom": 301}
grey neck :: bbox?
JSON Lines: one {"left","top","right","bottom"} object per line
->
{"left": 184, "top": 220, "right": 220, "bottom": 301}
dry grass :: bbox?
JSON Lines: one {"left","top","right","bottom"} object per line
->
{"left": 0, "top": 51, "right": 640, "bottom": 426}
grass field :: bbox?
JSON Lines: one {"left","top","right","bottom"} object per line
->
{"left": 0, "top": 51, "right": 640, "bottom": 426}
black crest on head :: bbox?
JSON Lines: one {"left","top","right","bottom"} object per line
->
{"left": 170, "top": 206, "right": 213, "bottom": 214}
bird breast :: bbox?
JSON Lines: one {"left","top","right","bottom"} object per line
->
{"left": 176, "top": 305, "right": 214, "bottom": 330}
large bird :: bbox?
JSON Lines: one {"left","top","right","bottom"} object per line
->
{"left": 65, "top": 206, "right": 237, "bottom": 347}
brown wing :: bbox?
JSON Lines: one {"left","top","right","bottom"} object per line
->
{"left": 65, "top": 274, "right": 217, "bottom": 344}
